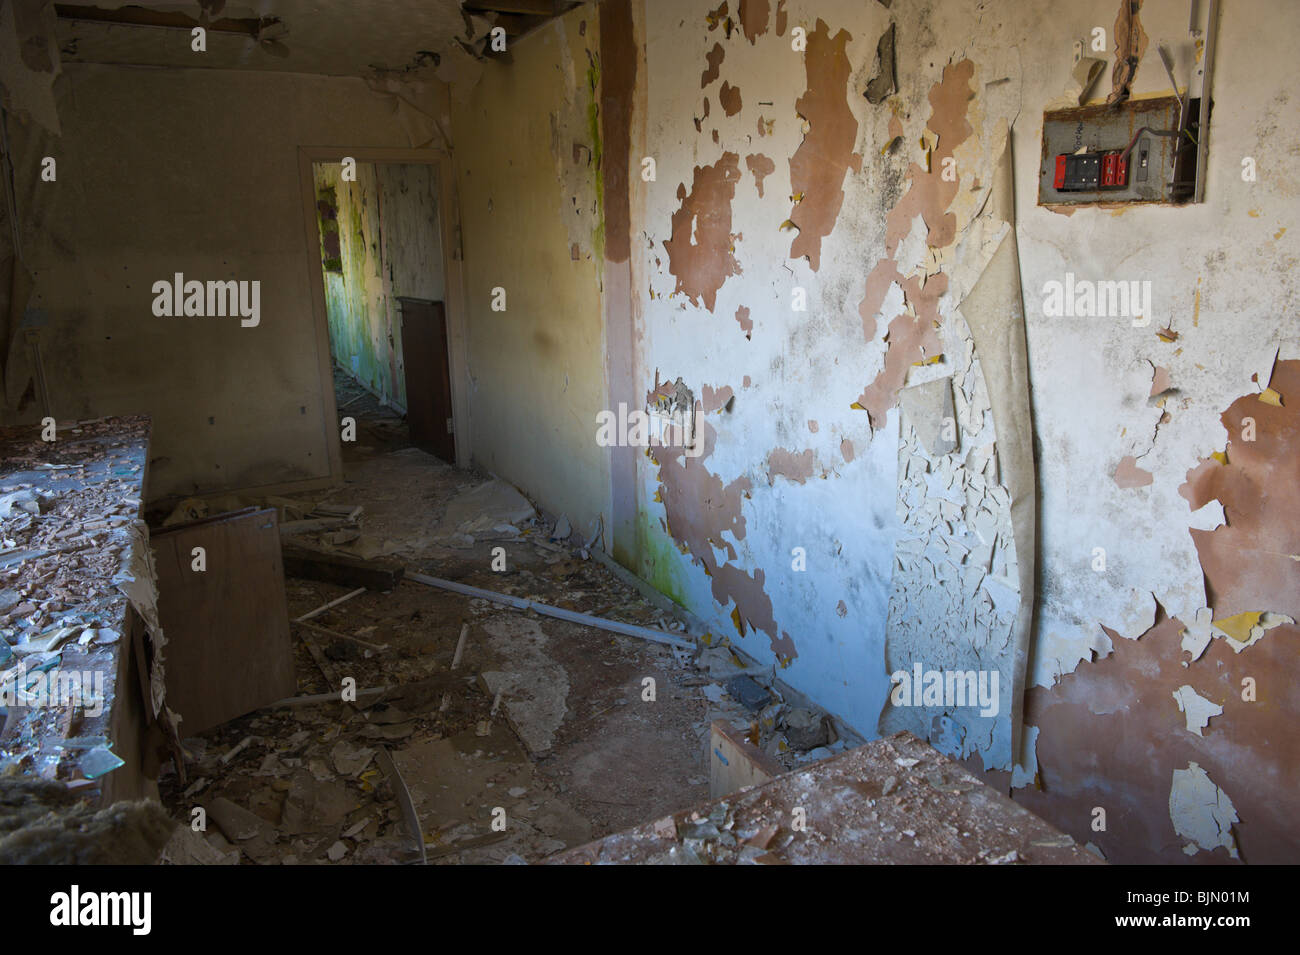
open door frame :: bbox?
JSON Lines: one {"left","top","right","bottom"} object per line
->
{"left": 296, "top": 145, "right": 472, "bottom": 484}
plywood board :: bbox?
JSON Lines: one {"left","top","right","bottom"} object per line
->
{"left": 709, "top": 720, "right": 784, "bottom": 799}
{"left": 153, "top": 508, "right": 296, "bottom": 735}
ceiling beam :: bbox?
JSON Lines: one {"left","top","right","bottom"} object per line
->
{"left": 463, "top": 1, "right": 558, "bottom": 17}
{"left": 490, "top": 13, "right": 547, "bottom": 36}
{"left": 53, "top": 4, "right": 278, "bottom": 39}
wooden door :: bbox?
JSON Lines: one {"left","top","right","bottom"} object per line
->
{"left": 399, "top": 297, "right": 455, "bottom": 463}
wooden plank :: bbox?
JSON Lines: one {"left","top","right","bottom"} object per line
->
{"left": 281, "top": 543, "right": 404, "bottom": 591}
{"left": 710, "top": 720, "right": 784, "bottom": 799}
{"left": 279, "top": 517, "right": 348, "bottom": 535}
{"left": 152, "top": 508, "right": 296, "bottom": 735}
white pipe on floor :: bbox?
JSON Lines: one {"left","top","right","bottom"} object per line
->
{"left": 404, "top": 571, "right": 696, "bottom": 650}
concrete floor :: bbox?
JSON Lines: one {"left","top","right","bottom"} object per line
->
{"left": 159, "top": 380, "right": 721, "bottom": 863}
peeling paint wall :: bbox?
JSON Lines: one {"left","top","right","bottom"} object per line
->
{"left": 452, "top": 7, "right": 608, "bottom": 534}
{"left": 314, "top": 162, "right": 398, "bottom": 407}
{"left": 2, "top": 64, "right": 439, "bottom": 498}
{"left": 314, "top": 161, "right": 444, "bottom": 411}
{"left": 619, "top": 0, "right": 1300, "bottom": 862}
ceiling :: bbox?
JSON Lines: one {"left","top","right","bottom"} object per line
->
{"left": 52, "top": 0, "right": 579, "bottom": 80}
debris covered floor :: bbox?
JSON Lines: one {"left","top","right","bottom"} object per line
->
{"left": 154, "top": 410, "right": 841, "bottom": 864}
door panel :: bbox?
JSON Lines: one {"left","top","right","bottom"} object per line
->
{"left": 399, "top": 297, "right": 455, "bottom": 463}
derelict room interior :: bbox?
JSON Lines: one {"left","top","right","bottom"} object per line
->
{"left": 0, "top": 0, "right": 1295, "bottom": 877}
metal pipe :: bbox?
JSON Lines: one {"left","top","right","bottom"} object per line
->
{"left": 405, "top": 571, "right": 696, "bottom": 650}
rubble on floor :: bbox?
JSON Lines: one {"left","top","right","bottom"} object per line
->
{"left": 1, "top": 416, "right": 151, "bottom": 784}
{"left": 550, "top": 732, "right": 1103, "bottom": 866}
{"left": 149, "top": 443, "right": 848, "bottom": 864}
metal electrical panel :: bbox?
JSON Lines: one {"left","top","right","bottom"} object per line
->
{"left": 1038, "top": 95, "right": 1196, "bottom": 207}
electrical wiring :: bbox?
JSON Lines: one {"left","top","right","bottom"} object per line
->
{"left": 1118, "top": 125, "right": 1184, "bottom": 161}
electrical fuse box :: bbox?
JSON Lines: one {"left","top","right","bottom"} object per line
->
{"left": 1038, "top": 95, "right": 1197, "bottom": 206}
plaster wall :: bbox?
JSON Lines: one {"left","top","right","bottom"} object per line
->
{"left": 622, "top": 0, "right": 1300, "bottom": 863}
{"left": 451, "top": 8, "right": 610, "bottom": 534}
{"left": 3, "top": 64, "right": 439, "bottom": 498}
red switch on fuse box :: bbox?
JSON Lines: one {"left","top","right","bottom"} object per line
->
{"left": 1053, "top": 150, "right": 1128, "bottom": 191}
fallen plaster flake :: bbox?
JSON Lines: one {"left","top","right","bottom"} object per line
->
{"left": 898, "top": 377, "right": 958, "bottom": 456}
{"left": 480, "top": 668, "right": 568, "bottom": 756}
{"left": 942, "top": 536, "right": 970, "bottom": 564}
{"left": 1187, "top": 499, "right": 1225, "bottom": 533}
{"left": 439, "top": 479, "right": 535, "bottom": 541}
{"left": 1113, "top": 589, "right": 1156, "bottom": 640}
{"left": 938, "top": 499, "right": 962, "bottom": 524}
{"left": 892, "top": 217, "right": 931, "bottom": 290}
{"left": 934, "top": 558, "right": 961, "bottom": 589}
{"left": 964, "top": 368, "right": 991, "bottom": 438}
{"left": 983, "top": 447, "right": 1000, "bottom": 486}
{"left": 1255, "top": 345, "right": 1281, "bottom": 395}
{"left": 982, "top": 575, "right": 1019, "bottom": 615}
{"left": 1215, "top": 611, "right": 1294, "bottom": 653}
{"left": 971, "top": 508, "right": 999, "bottom": 545}
{"left": 1210, "top": 610, "right": 1260, "bottom": 647}
{"left": 1180, "top": 608, "right": 1216, "bottom": 661}
{"left": 966, "top": 443, "right": 994, "bottom": 477}
{"left": 930, "top": 713, "right": 967, "bottom": 758}
{"left": 480, "top": 617, "right": 569, "bottom": 757}
{"left": 895, "top": 538, "right": 926, "bottom": 559}
{"left": 923, "top": 470, "right": 963, "bottom": 506}
{"left": 1010, "top": 724, "right": 1039, "bottom": 789}
{"left": 112, "top": 520, "right": 169, "bottom": 716}
{"left": 1170, "top": 763, "right": 1240, "bottom": 859}
{"left": 1172, "top": 685, "right": 1222, "bottom": 736}
{"left": 331, "top": 740, "right": 375, "bottom": 776}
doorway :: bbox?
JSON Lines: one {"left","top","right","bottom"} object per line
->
{"left": 307, "top": 157, "right": 458, "bottom": 464}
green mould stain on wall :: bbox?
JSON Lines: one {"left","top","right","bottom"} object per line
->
{"left": 636, "top": 503, "right": 691, "bottom": 610}
{"left": 313, "top": 161, "right": 401, "bottom": 410}
{"left": 316, "top": 185, "right": 343, "bottom": 272}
